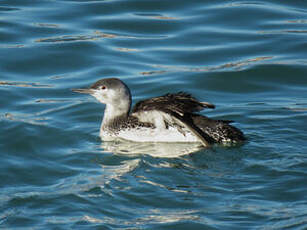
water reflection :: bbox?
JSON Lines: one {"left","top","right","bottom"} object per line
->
{"left": 0, "top": 44, "right": 25, "bottom": 48}
{"left": 2, "top": 112, "right": 48, "bottom": 125}
{"left": 0, "top": 81, "right": 52, "bottom": 88}
{"left": 142, "top": 56, "right": 273, "bottom": 76}
{"left": 134, "top": 13, "right": 178, "bottom": 20}
{"left": 0, "top": 6, "right": 20, "bottom": 11}
{"left": 259, "top": 30, "right": 307, "bottom": 34}
{"left": 35, "top": 30, "right": 167, "bottom": 43}
{"left": 115, "top": 47, "right": 140, "bottom": 52}
{"left": 35, "top": 31, "right": 117, "bottom": 43}
{"left": 33, "top": 23, "right": 60, "bottom": 28}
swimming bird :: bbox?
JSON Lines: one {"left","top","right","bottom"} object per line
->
{"left": 72, "top": 78, "right": 245, "bottom": 147}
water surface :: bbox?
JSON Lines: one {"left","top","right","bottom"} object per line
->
{"left": 1, "top": 0, "right": 307, "bottom": 229}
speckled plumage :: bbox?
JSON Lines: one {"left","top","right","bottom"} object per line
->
{"left": 72, "top": 78, "right": 245, "bottom": 146}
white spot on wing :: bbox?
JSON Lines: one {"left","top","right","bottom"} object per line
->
{"left": 132, "top": 110, "right": 174, "bottom": 130}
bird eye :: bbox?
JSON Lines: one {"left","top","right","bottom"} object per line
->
{"left": 100, "top": 85, "right": 106, "bottom": 90}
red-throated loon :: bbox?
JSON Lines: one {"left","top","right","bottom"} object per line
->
{"left": 72, "top": 78, "right": 245, "bottom": 147}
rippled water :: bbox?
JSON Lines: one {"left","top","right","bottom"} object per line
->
{"left": 1, "top": 0, "right": 307, "bottom": 229}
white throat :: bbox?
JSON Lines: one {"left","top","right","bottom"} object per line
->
{"left": 101, "top": 101, "right": 130, "bottom": 129}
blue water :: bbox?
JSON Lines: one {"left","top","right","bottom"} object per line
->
{"left": 1, "top": 0, "right": 307, "bottom": 229}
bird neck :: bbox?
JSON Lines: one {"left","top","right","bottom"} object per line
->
{"left": 101, "top": 100, "right": 131, "bottom": 130}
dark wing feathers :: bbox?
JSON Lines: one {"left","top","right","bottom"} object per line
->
{"left": 191, "top": 115, "right": 246, "bottom": 143}
{"left": 132, "top": 92, "right": 214, "bottom": 115}
{"left": 132, "top": 92, "right": 245, "bottom": 146}
{"left": 132, "top": 92, "right": 216, "bottom": 147}
{"left": 168, "top": 111, "right": 215, "bottom": 147}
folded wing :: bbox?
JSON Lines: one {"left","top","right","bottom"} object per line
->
{"left": 131, "top": 92, "right": 215, "bottom": 147}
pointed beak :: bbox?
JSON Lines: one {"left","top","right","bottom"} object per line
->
{"left": 71, "top": 88, "right": 94, "bottom": 94}
{"left": 201, "top": 102, "right": 215, "bottom": 109}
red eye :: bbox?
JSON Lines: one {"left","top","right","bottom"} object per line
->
{"left": 101, "top": 85, "right": 106, "bottom": 90}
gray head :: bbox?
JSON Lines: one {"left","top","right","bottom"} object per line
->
{"left": 72, "top": 78, "right": 132, "bottom": 123}
{"left": 72, "top": 78, "right": 131, "bottom": 105}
